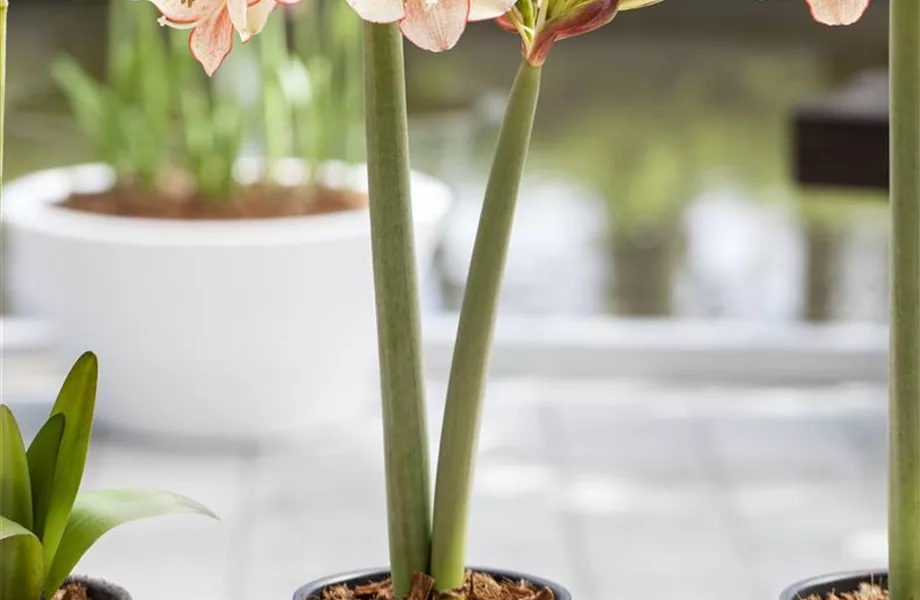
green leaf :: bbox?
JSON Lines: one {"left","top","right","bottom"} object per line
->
{"left": 136, "top": 1, "right": 170, "bottom": 133}
{"left": 52, "top": 58, "right": 109, "bottom": 159}
{"left": 134, "top": 0, "right": 171, "bottom": 183}
{"left": 26, "top": 414, "right": 65, "bottom": 543}
{"left": 0, "top": 516, "right": 44, "bottom": 600}
{"left": 35, "top": 352, "right": 98, "bottom": 575}
{"left": 45, "top": 489, "right": 216, "bottom": 596}
{"left": 0, "top": 406, "right": 33, "bottom": 530}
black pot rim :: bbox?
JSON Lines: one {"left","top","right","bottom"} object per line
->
{"left": 63, "top": 575, "right": 132, "bottom": 600}
{"left": 293, "top": 566, "right": 571, "bottom": 600}
{"left": 780, "top": 570, "right": 888, "bottom": 600}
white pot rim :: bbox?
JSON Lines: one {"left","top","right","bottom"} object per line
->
{"left": 2, "top": 160, "right": 452, "bottom": 247}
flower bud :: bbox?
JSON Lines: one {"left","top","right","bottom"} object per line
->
{"left": 528, "top": 0, "right": 618, "bottom": 64}
{"left": 501, "top": 0, "right": 663, "bottom": 66}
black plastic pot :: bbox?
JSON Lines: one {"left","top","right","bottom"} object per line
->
{"left": 294, "top": 568, "right": 571, "bottom": 600}
{"left": 62, "top": 575, "right": 132, "bottom": 600}
{"left": 781, "top": 571, "right": 888, "bottom": 600}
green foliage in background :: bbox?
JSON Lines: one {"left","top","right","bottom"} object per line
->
{"left": 291, "top": 0, "right": 364, "bottom": 168}
{"left": 54, "top": 0, "right": 362, "bottom": 203}
{"left": 258, "top": 0, "right": 363, "bottom": 179}
{"left": 0, "top": 353, "right": 214, "bottom": 600}
{"left": 540, "top": 58, "right": 831, "bottom": 231}
{"left": 52, "top": 0, "right": 175, "bottom": 190}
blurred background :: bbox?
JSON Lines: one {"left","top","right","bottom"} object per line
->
{"left": 1, "top": 1, "right": 893, "bottom": 599}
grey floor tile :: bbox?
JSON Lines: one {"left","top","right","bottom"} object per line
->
{"left": 244, "top": 439, "right": 390, "bottom": 600}
{"left": 575, "top": 507, "right": 768, "bottom": 600}
{"left": 74, "top": 440, "right": 247, "bottom": 600}
{"left": 550, "top": 405, "right": 711, "bottom": 483}
{"left": 732, "top": 482, "right": 887, "bottom": 578}
{"left": 8, "top": 371, "right": 887, "bottom": 600}
{"left": 466, "top": 495, "right": 573, "bottom": 580}
{"left": 728, "top": 482, "right": 885, "bottom": 532}
{"left": 706, "top": 415, "right": 874, "bottom": 483}
{"left": 577, "top": 511, "right": 749, "bottom": 579}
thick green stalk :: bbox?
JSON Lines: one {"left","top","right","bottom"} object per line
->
{"left": 0, "top": 0, "right": 6, "bottom": 199}
{"left": 889, "top": 2, "right": 920, "bottom": 600}
{"left": 363, "top": 22, "right": 432, "bottom": 597}
{"left": 430, "top": 62, "right": 542, "bottom": 593}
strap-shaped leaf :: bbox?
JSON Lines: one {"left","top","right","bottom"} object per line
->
{"left": 0, "top": 406, "right": 33, "bottom": 530}
{"left": 45, "top": 489, "right": 216, "bottom": 596}
{"left": 52, "top": 58, "right": 121, "bottom": 165}
{"left": 33, "top": 352, "right": 98, "bottom": 573}
{"left": 0, "top": 516, "right": 44, "bottom": 600}
{"left": 26, "top": 413, "right": 65, "bottom": 541}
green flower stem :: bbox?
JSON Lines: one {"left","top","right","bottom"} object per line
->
{"left": 363, "top": 22, "right": 432, "bottom": 598}
{"left": 0, "top": 0, "right": 7, "bottom": 196}
{"left": 889, "top": 1, "right": 920, "bottom": 599}
{"left": 430, "top": 61, "right": 542, "bottom": 593}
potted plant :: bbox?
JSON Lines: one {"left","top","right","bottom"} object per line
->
{"left": 282, "top": 0, "right": 669, "bottom": 596}
{"left": 0, "top": 352, "right": 214, "bottom": 600}
{"left": 782, "top": 0, "right": 919, "bottom": 599}
{"left": 2, "top": 0, "right": 452, "bottom": 440}
{"left": 146, "top": 0, "right": 669, "bottom": 597}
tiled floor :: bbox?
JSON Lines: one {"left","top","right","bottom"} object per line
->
{"left": 4, "top": 376, "right": 888, "bottom": 600}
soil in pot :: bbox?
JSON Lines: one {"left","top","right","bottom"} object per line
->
{"left": 783, "top": 573, "right": 888, "bottom": 600}
{"left": 61, "top": 176, "right": 368, "bottom": 220}
{"left": 317, "top": 571, "right": 556, "bottom": 600}
{"left": 54, "top": 576, "right": 132, "bottom": 600}
{"left": 52, "top": 582, "right": 92, "bottom": 600}
{"left": 798, "top": 583, "right": 887, "bottom": 600}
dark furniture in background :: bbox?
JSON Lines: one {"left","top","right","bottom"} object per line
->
{"left": 795, "top": 72, "right": 889, "bottom": 191}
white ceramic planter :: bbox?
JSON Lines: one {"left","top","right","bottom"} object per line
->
{"left": 3, "top": 161, "right": 451, "bottom": 440}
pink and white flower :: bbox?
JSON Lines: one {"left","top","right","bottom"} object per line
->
{"left": 346, "top": 0, "right": 517, "bottom": 52}
{"left": 804, "top": 0, "right": 870, "bottom": 25}
{"left": 150, "top": 0, "right": 300, "bottom": 76}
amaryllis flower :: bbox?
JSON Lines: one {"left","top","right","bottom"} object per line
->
{"left": 346, "top": 0, "right": 517, "bottom": 52}
{"left": 151, "top": 0, "right": 299, "bottom": 76}
{"left": 805, "top": 0, "right": 870, "bottom": 25}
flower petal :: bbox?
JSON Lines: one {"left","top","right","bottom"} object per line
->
{"left": 147, "top": 0, "right": 224, "bottom": 24}
{"left": 495, "top": 13, "right": 517, "bottom": 32}
{"left": 246, "top": 0, "right": 278, "bottom": 36}
{"left": 400, "top": 0, "right": 469, "bottom": 52}
{"left": 346, "top": 0, "right": 405, "bottom": 22}
{"left": 805, "top": 0, "right": 869, "bottom": 24}
{"left": 468, "top": 0, "right": 515, "bottom": 21}
{"left": 158, "top": 16, "right": 202, "bottom": 29}
{"left": 619, "top": 0, "right": 665, "bottom": 9}
{"left": 555, "top": 0, "right": 618, "bottom": 40}
{"left": 226, "top": 0, "right": 251, "bottom": 40}
{"left": 189, "top": 6, "right": 235, "bottom": 75}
